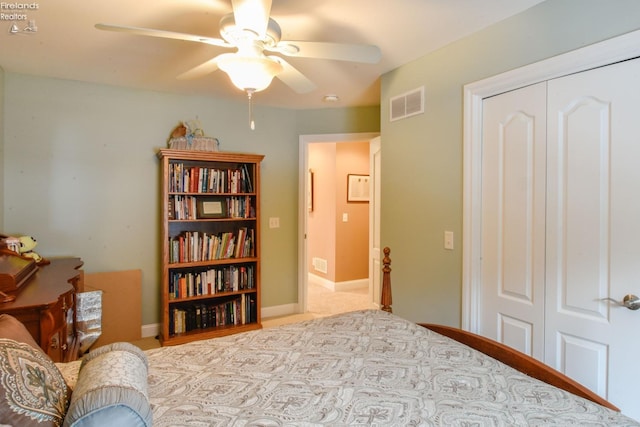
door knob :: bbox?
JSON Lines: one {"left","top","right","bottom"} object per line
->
{"left": 622, "top": 294, "right": 640, "bottom": 310}
{"left": 601, "top": 295, "right": 640, "bottom": 310}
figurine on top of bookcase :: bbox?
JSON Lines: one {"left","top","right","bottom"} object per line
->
{"left": 168, "top": 119, "right": 220, "bottom": 152}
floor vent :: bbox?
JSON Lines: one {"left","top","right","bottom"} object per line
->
{"left": 312, "top": 257, "right": 328, "bottom": 274}
{"left": 390, "top": 86, "right": 424, "bottom": 121}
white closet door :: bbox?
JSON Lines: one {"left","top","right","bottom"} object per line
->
{"left": 546, "top": 58, "right": 640, "bottom": 420}
{"left": 480, "top": 82, "right": 547, "bottom": 360}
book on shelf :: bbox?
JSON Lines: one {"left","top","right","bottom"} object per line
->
{"left": 169, "top": 163, "right": 254, "bottom": 194}
{"left": 225, "top": 195, "right": 253, "bottom": 219}
{"left": 169, "top": 294, "right": 257, "bottom": 335}
{"left": 169, "top": 229, "right": 254, "bottom": 264}
{"left": 168, "top": 197, "right": 174, "bottom": 220}
{"left": 168, "top": 264, "right": 255, "bottom": 299}
{"left": 242, "top": 164, "right": 253, "bottom": 193}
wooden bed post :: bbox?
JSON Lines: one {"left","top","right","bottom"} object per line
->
{"left": 381, "top": 247, "right": 392, "bottom": 313}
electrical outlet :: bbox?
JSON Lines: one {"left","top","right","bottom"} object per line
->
{"left": 269, "top": 217, "right": 280, "bottom": 228}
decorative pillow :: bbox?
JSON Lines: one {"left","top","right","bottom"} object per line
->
{"left": 0, "top": 313, "right": 41, "bottom": 352}
{"left": 55, "top": 361, "right": 82, "bottom": 391}
{"left": 0, "top": 338, "right": 70, "bottom": 427}
{"left": 79, "top": 342, "right": 148, "bottom": 371}
{"left": 62, "top": 342, "right": 152, "bottom": 427}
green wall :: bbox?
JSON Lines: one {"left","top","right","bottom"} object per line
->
{"left": 380, "top": 0, "right": 640, "bottom": 325}
{"left": 1, "top": 74, "right": 378, "bottom": 325}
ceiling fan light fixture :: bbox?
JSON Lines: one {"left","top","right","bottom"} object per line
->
{"left": 219, "top": 13, "right": 281, "bottom": 48}
{"left": 218, "top": 55, "right": 283, "bottom": 92}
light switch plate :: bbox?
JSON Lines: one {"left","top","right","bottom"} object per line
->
{"left": 444, "top": 231, "right": 454, "bottom": 250}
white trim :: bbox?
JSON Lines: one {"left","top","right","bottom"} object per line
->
{"left": 309, "top": 273, "right": 336, "bottom": 290}
{"left": 298, "top": 132, "right": 379, "bottom": 315}
{"left": 261, "top": 303, "right": 299, "bottom": 319}
{"left": 308, "top": 273, "right": 368, "bottom": 292}
{"left": 462, "top": 29, "right": 640, "bottom": 332}
{"left": 141, "top": 323, "right": 160, "bottom": 338}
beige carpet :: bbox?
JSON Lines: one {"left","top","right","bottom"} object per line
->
{"left": 130, "top": 281, "right": 375, "bottom": 350}
{"left": 306, "top": 281, "right": 375, "bottom": 316}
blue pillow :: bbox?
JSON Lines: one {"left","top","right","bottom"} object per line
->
{"left": 62, "top": 342, "right": 152, "bottom": 427}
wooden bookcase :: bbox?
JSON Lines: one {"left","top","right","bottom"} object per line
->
{"left": 157, "top": 149, "right": 264, "bottom": 346}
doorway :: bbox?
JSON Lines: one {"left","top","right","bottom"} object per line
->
{"left": 298, "top": 132, "right": 379, "bottom": 315}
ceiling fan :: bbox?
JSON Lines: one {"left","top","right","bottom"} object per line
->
{"left": 96, "top": 0, "right": 381, "bottom": 128}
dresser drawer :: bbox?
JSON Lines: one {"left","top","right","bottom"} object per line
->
{"left": 0, "top": 258, "right": 84, "bottom": 362}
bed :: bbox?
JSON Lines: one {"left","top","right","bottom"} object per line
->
{"left": 1, "top": 248, "right": 639, "bottom": 426}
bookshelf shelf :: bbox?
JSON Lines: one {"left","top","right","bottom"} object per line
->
{"left": 157, "top": 149, "right": 264, "bottom": 346}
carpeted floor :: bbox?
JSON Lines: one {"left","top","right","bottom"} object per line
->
{"left": 306, "top": 280, "right": 375, "bottom": 316}
{"left": 130, "top": 280, "right": 375, "bottom": 350}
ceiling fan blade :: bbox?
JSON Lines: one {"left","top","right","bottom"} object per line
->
{"left": 270, "top": 41, "right": 381, "bottom": 64}
{"left": 95, "top": 23, "right": 232, "bottom": 49}
{"left": 231, "top": 0, "right": 272, "bottom": 37}
{"left": 177, "top": 54, "right": 232, "bottom": 80}
{"left": 268, "top": 56, "right": 317, "bottom": 94}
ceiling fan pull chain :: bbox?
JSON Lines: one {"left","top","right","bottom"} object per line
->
{"left": 247, "top": 89, "right": 256, "bottom": 130}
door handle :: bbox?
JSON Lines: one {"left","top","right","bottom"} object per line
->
{"left": 622, "top": 294, "right": 640, "bottom": 310}
{"left": 601, "top": 294, "right": 640, "bottom": 310}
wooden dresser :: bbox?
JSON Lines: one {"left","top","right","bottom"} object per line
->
{"left": 0, "top": 257, "right": 83, "bottom": 362}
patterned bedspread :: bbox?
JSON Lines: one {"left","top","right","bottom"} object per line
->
{"left": 143, "top": 310, "right": 638, "bottom": 426}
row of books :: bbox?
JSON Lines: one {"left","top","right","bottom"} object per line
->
{"left": 169, "top": 264, "right": 255, "bottom": 299}
{"left": 168, "top": 195, "right": 255, "bottom": 220}
{"left": 169, "top": 163, "right": 253, "bottom": 194}
{"left": 169, "top": 294, "right": 257, "bottom": 335}
{"left": 169, "top": 228, "right": 255, "bottom": 263}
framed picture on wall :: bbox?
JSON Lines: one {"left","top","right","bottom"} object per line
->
{"left": 347, "top": 174, "right": 370, "bottom": 202}
{"left": 308, "top": 170, "right": 314, "bottom": 212}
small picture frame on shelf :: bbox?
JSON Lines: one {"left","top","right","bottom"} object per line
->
{"left": 197, "top": 198, "right": 226, "bottom": 218}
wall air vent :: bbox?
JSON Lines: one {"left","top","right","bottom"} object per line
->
{"left": 312, "top": 257, "right": 328, "bottom": 274}
{"left": 390, "top": 86, "right": 424, "bottom": 121}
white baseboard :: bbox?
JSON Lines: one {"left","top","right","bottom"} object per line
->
{"left": 141, "top": 323, "right": 160, "bottom": 338}
{"left": 309, "top": 273, "right": 335, "bottom": 290}
{"left": 261, "top": 303, "right": 300, "bottom": 319}
{"left": 308, "top": 273, "right": 368, "bottom": 292}
{"left": 335, "top": 279, "right": 368, "bottom": 292}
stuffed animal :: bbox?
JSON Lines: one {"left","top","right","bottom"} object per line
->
{"left": 18, "top": 235, "right": 49, "bottom": 265}
{"left": 170, "top": 123, "right": 187, "bottom": 139}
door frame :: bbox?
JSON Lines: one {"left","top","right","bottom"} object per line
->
{"left": 369, "top": 137, "right": 382, "bottom": 308}
{"left": 298, "top": 132, "right": 380, "bottom": 313}
{"left": 462, "top": 29, "right": 640, "bottom": 331}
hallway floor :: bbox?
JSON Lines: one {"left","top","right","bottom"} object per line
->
{"left": 307, "top": 281, "right": 375, "bottom": 316}
{"left": 262, "top": 280, "right": 376, "bottom": 328}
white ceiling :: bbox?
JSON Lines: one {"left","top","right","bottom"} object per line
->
{"left": 0, "top": 0, "right": 545, "bottom": 109}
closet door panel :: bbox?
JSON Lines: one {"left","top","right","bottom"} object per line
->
{"left": 546, "top": 58, "right": 640, "bottom": 417}
{"left": 480, "top": 82, "right": 547, "bottom": 360}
